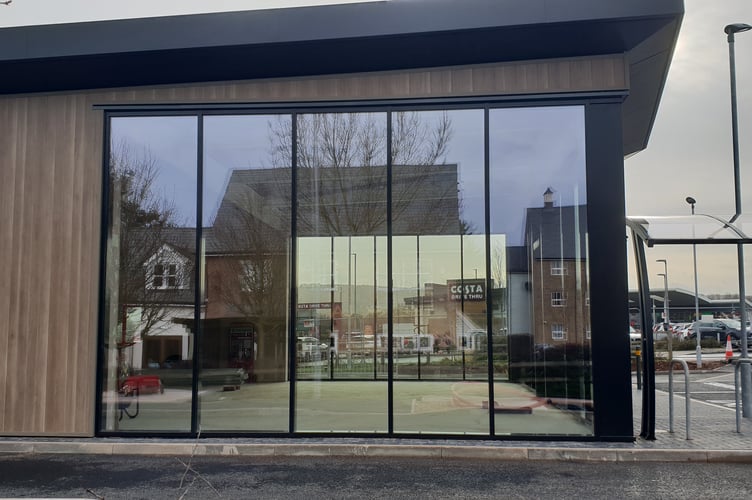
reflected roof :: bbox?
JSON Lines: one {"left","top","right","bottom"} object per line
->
{"left": 627, "top": 214, "right": 752, "bottom": 246}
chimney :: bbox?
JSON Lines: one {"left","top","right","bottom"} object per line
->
{"left": 543, "top": 187, "right": 555, "bottom": 208}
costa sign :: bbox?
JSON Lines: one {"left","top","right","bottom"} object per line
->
{"left": 447, "top": 279, "right": 485, "bottom": 302}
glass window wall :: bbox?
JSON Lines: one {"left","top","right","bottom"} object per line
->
{"left": 101, "top": 116, "right": 198, "bottom": 432}
{"left": 294, "top": 112, "right": 389, "bottom": 432}
{"left": 100, "top": 103, "right": 594, "bottom": 438}
{"left": 489, "top": 106, "right": 592, "bottom": 436}
{"left": 391, "top": 110, "right": 488, "bottom": 434}
{"left": 199, "top": 115, "right": 292, "bottom": 432}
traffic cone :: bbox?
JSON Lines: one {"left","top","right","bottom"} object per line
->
{"left": 725, "top": 335, "right": 734, "bottom": 363}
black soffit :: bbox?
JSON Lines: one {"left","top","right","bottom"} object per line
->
{"left": 0, "top": 0, "right": 684, "bottom": 93}
{"left": 2, "top": 18, "right": 676, "bottom": 94}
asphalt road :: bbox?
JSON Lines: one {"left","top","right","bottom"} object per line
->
{"left": 654, "top": 363, "right": 739, "bottom": 410}
{"left": 0, "top": 454, "right": 749, "bottom": 499}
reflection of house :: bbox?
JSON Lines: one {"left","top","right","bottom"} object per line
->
{"left": 525, "top": 190, "right": 590, "bottom": 346}
{"left": 125, "top": 228, "right": 196, "bottom": 370}
{"left": 201, "top": 165, "right": 464, "bottom": 373}
{"left": 203, "top": 169, "right": 291, "bottom": 382}
{"left": 297, "top": 164, "right": 461, "bottom": 236}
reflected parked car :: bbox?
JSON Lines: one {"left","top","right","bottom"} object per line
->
{"left": 297, "top": 336, "right": 328, "bottom": 362}
{"left": 652, "top": 323, "right": 679, "bottom": 341}
{"left": 688, "top": 319, "right": 750, "bottom": 347}
{"left": 629, "top": 326, "right": 641, "bottom": 342}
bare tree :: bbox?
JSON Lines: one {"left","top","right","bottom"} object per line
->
{"left": 109, "top": 141, "right": 191, "bottom": 352}
{"left": 206, "top": 168, "right": 291, "bottom": 381}
{"left": 269, "top": 111, "right": 459, "bottom": 236}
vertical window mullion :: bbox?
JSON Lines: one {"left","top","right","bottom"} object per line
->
{"left": 386, "top": 110, "right": 394, "bottom": 435}
{"left": 483, "top": 106, "right": 495, "bottom": 437}
{"left": 191, "top": 112, "right": 204, "bottom": 436}
{"left": 289, "top": 113, "right": 298, "bottom": 435}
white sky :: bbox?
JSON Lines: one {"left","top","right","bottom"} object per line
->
{"left": 2, "top": 0, "right": 752, "bottom": 294}
{"left": 625, "top": 0, "right": 752, "bottom": 295}
{"left": 0, "top": 0, "right": 379, "bottom": 27}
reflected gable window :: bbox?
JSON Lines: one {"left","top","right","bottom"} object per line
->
{"left": 552, "top": 324, "right": 566, "bottom": 340}
{"left": 550, "top": 261, "right": 567, "bottom": 276}
{"left": 145, "top": 244, "right": 188, "bottom": 290}
{"left": 153, "top": 263, "right": 178, "bottom": 288}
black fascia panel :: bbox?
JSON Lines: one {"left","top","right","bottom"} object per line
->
{"left": 0, "top": 17, "right": 676, "bottom": 95}
{"left": 0, "top": 0, "right": 684, "bottom": 62}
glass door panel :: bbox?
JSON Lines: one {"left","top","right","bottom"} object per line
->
{"left": 101, "top": 116, "right": 197, "bottom": 432}
{"left": 199, "top": 115, "right": 292, "bottom": 432}
{"left": 294, "top": 112, "right": 388, "bottom": 433}
{"left": 489, "top": 106, "right": 592, "bottom": 436}
{"left": 391, "top": 109, "right": 487, "bottom": 435}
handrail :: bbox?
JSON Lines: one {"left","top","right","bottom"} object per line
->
{"left": 734, "top": 358, "right": 752, "bottom": 433}
{"left": 668, "top": 359, "right": 691, "bottom": 440}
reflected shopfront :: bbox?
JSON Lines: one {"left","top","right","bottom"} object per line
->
{"left": 99, "top": 104, "right": 592, "bottom": 437}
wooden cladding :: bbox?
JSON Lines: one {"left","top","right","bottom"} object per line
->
{"left": 89, "top": 55, "right": 627, "bottom": 105}
{"left": 0, "top": 54, "right": 627, "bottom": 436}
{"left": 0, "top": 94, "right": 102, "bottom": 435}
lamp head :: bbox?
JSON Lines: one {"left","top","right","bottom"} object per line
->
{"left": 725, "top": 23, "right": 752, "bottom": 35}
{"left": 686, "top": 196, "right": 696, "bottom": 205}
{"left": 726, "top": 23, "right": 752, "bottom": 41}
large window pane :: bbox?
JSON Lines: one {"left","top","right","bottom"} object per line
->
{"left": 489, "top": 106, "right": 592, "bottom": 436}
{"left": 295, "top": 113, "right": 388, "bottom": 432}
{"left": 101, "top": 116, "right": 197, "bottom": 432}
{"left": 391, "top": 109, "right": 488, "bottom": 435}
{"left": 199, "top": 115, "right": 292, "bottom": 432}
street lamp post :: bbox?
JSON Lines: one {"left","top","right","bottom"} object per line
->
{"left": 725, "top": 22, "right": 751, "bottom": 417}
{"left": 657, "top": 259, "right": 671, "bottom": 361}
{"left": 686, "top": 196, "right": 702, "bottom": 368}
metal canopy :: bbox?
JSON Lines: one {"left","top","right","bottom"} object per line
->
{"left": 627, "top": 214, "right": 752, "bottom": 246}
{"left": 628, "top": 212, "right": 752, "bottom": 440}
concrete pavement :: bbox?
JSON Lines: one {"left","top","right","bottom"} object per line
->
{"left": 2, "top": 362, "right": 751, "bottom": 463}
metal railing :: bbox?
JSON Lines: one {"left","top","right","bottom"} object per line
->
{"left": 632, "top": 353, "right": 642, "bottom": 390}
{"left": 668, "top": 358, "right": 691, "bottom": 440}
{"left": 734, "top": 358, "right": 752, "bottom": 433}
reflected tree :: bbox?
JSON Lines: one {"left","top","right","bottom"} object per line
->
{"left": 109, "top": 141, "right": 193, "bottom": 362}
{"left": 206, "top": 168, "right": 291, "bottom": 381}
{"left": 269, "top": 112, "right": 460, "bottom": 236}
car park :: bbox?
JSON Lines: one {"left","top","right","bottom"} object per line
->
{"left": 673, "top": 322, "right": 691, "bottom": 339}
{"left": 297, "top": 336, "right": 328, "bottom": 362}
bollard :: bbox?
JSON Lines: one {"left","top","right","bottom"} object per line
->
{"left": 734, "top": 358, "right": 752, "bottom": 433}
{"left": 668, "top": 359, "right": 691, "bottom": 440}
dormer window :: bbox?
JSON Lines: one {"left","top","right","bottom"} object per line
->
{"left": 153, "top": 263, "right": 178, "bottom": 289}
{"left": 144, "top": 243, "right": 188, "bottom": 290}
